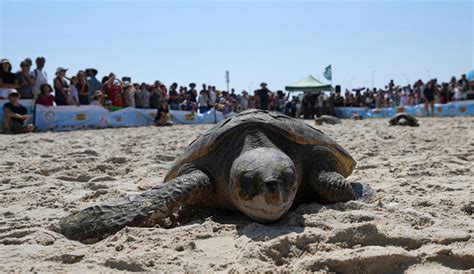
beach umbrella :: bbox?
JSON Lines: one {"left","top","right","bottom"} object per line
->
{"left": 467, "top": 70, "right": 474, "bottom": 82}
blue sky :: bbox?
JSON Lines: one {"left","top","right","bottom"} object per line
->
{"left": 1, "top": 0, "right": 472, "bottom": 92}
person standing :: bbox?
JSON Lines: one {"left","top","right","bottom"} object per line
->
{"left": 188, "top": 83, "right": 198, "bottom": 106}
{"left": 69, "top": 76, "right": 80, "bottom": 106}
{"left": 256, "top": 82, "right": 270, "bottom": 110}
{"left": 104, "top": 73, "right": 123, "bottom": 109}
{"left": 53, "top": 67, "right": 71, "bottom": 106}
{"left": 423, "top": 80, "right": 435, "bottom": 117}
{"left": 198, "top": 89, "right": 209, "bottom": 113}
{"left": 76, "top": 70, "right": 89, "bottom": 105}
{"left": 86, "top": 68, "right": 101, "bottom": 102}
{"left": 149, "top": 85, "right": 161, "bottom": 109}
{"left": 136, "top": 83, "right": 150, "bottom": 109}
{"left": 16, "top": 60, "right": 35, "bottom": 99}
{"left": 32, "top": 57, "right": 48, "bottom": 97}
{"left": 168, "top": 83, "right": 179, "bottom": 110}
{"left": 239, "top": 90, "right": 249, "bottom": 111}
{"left": 0, "top": 59, "right": 20, "bottom": 99}
{"left": 123, "top": 82, "right": 136, "bottom": 108}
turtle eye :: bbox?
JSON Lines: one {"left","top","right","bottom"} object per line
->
{"left": 281, "top": 168, "right": 295, "bottom": 184}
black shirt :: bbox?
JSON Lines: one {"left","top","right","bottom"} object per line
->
{"left": 76, "top": 83, "right": 89, "bottom": 104}
{"left": 3, "top": 102, "right": 27, "bottom": 124}
{"left": 0, "top": 71, "right": 17, "bottom": 85}
{"left": 423, "top": 86, "right": 435, "bottom": 101}
{"left": 257, "top": 88, "right": 269, "bottom": 110}
{"left": 188, "top": 89, "right": 197, "bottom": 103}
{"left": 54, "top": 77, "right": 69, "bottom": 106}
{"left": 168, "top": 89, "right": 179, "bottom": 104}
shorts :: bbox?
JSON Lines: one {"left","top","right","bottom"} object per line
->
{"left": 8, "top": 122, "right": 27, "bottom": 134}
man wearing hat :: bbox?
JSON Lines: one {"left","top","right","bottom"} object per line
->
{"left": 256, "top": 82, "right": 270, "bottom": 110}
{"left": 0, "top": 59, "right": 20, "bottom": 99}
{"left": 86, "top": 68, "right": 101, "bottom": 102}
{"left": 188, "top": 83, "right": 198, "bottom": 104}
{"left": 2, "top": 89, "right": 34, "bottom": 133}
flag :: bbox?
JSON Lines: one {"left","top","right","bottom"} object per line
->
{"left": 323, "top": 65, "right": 332, "bottom": 81}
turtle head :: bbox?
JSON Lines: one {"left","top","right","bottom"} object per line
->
{"left": 229, "top": 147, "right": 297, "bottom": 222}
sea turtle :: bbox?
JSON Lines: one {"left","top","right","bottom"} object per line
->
{"left": 389, "top": 112, "right": 419, "bottom": 127}
{"left": 60, "top": 109, "right": 373, "bottom": 242}
{"left": 314, "top": 115, "right": 342, "bottom": 125}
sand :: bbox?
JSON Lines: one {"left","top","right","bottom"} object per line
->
{"left": 0, "top": 117, "right": 473, "bottom": 273}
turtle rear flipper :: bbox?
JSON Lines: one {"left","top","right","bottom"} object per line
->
{"left": 60, "top": 170, "right": 212, "bottom": 243}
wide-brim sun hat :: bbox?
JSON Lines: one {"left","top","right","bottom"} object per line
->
{"left": 56, "top": 67, "right": 68, "bottom": 74}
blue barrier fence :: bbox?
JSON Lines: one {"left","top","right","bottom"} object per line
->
{"left": 1, "top": 100, "right": 473, "bottom": 132}
{"left": 334, "top": 101, "right": 474, "bottom": 119}
{"left": 0, "top": 99, "right": 233, "bottom": 132}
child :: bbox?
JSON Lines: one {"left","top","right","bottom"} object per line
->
{"left": 36, "top": 83, "right": 55, "bottom": 107}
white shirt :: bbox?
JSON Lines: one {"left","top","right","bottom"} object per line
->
{"left": 33, "top": 68, "right": 48, "bottom": 95}
{"left": 69, "top": 85, "right": 79, "bottom": 105}
{"left": 198, "top": 94, "right": 208, "bottom": 107}
{"left": 454, "top": 87, "right": 463, "bottom": 100}
{"left": 209, "top": 90, "right": 216, "bottom": 105}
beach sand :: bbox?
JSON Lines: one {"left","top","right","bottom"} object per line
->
{"left": 1, "top": 117, "right": 473, "bottom": 273}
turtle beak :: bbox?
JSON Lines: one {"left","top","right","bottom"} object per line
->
{"left": 264, "top": 180, "right": 281, "bottom": 205}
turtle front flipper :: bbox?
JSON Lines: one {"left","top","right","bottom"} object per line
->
{"left": 60, "top": 170, "right": 212, "bottom": 243}
{"left": 309, "top": 171, "right": 373, "bottom": 203}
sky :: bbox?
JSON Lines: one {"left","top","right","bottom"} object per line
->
{"left": 1, "top": 0, "right": 473, "bottom": 93}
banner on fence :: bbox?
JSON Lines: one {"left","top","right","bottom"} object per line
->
{"left": 334, "top": 101, "right": 474, "bottom": 119}
{"left": 1, "top": 99, "right": 473, "bottom": 132}
{"left": 31, "top": 105, "right": 234, "bottom": 131}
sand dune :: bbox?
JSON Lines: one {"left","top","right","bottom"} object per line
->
{"left": 0, "top": 117, "right": 473, "bottom": 273}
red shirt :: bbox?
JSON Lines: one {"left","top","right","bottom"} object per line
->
{"left": 36, "top": 94, "right": 55, "bottom": 107}
{"left": 107, "top": 84, "right": 123, "bottom": 107}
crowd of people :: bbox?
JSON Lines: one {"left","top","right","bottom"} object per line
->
{"left": 1, "top": 56, "right": 474, "bottom": 133}
{"left": 337, "top": 76, "right": 474, "bottom": 116}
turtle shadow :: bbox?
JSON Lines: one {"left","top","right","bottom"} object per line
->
{"left": 174, "top": 204, "right": 323, "bottom": 241}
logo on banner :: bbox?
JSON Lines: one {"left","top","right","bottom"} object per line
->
{"left": 43, "top": 111, "right": 56, "bottom": 123}
{"left": 185, "top": 113, "right": 195, "bottom": 121}
{"left": 396, "top": 106, "right": 405, "bottom": 113}
{"left": 75, "top": 113, "right": 87, "bottom": 121}
{"left": 114, "top": 116, "right": 122, "bottom": 122}
{"left": 459, "top": 106, "right": 467, "bottom": 113}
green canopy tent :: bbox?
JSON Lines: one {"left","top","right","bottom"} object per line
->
{"left": 285, "top": 75, "right": 331, "bottom": 93}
